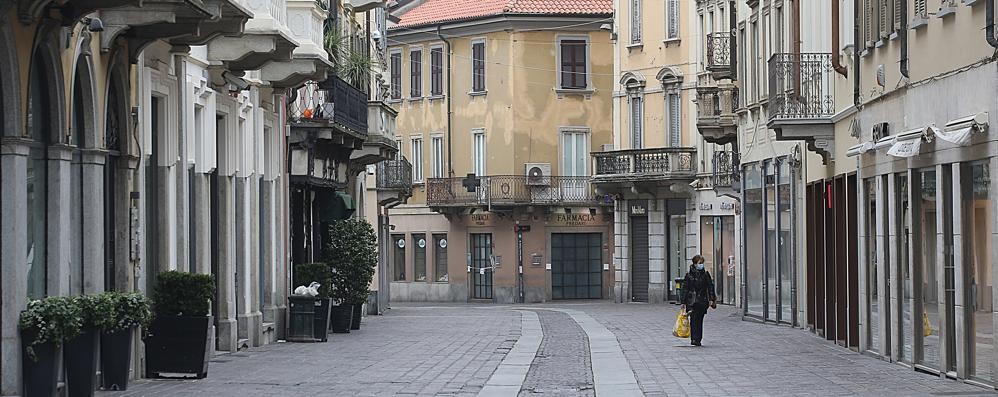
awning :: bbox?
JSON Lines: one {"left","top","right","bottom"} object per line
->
{"left": 931, "top": 125, "right": 973, "bottom": 146}
{"left": 846, "top": 142, "right": 874, "bottom": 157}
{"left": 874, "top": 135, "right": 895, "bottom": 150}
{"left": 886, "top": 138, "right": 922, "bottom": 157}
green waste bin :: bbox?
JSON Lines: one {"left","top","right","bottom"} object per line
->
{"left": 287, "top": 295, "right": 317, "bottom": 343}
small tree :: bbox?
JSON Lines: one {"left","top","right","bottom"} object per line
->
{"left": 326, "top": 219, "right": 378, "bottom": 305}
{"left": 151, "top": 271, "right": 215, "bottom": 318}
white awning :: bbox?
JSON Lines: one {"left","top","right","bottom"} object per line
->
{"left": 874, "top": 135, "right": 896, "bottom": 150}
{"left": 846, "top": 142, "right": 874, "bottom": 157}
{"left": 931, "top": 125, "right": 974, "bottom": 146}
{"left": 886, "top": 138, "right": 922, "bottom": 157}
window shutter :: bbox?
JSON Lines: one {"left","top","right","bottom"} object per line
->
{"left": 391, "top": 52, "right": 402, "bottom": 99}
{"left": 668, "top": 0, "right": 679, "bottom": 39}
{"left": 630, "top": 96, "right": 642, "bottom": 149}
{"left": 431, "top": 48, "right": 442, "bottom": 95}
{"left": 669, "top": 93, "right": 681, "bottom": 147}
{"left": 631, "top": 0, "right": 642, "bottom": 43}
{"left": 864, "top": 0, "right": 873, "bottom": 46}
{"left": 892, "top": 0, "right": 901, "bottom": 31}
{"left": 472, "top": 43, "right": 485, "bottom": 92}
{"left": 879, "top": 0, "right": 888, "bottom": 38}
{"left": 573, "top": 43, "right": 586, "bottom": 88}
{"left": 410, "top": 50, "right": 422, "bottom": 97}
{"left": 914, "top": 0, "right": 926, "bottom": 18}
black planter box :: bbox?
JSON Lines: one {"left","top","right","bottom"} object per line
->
{"left": 145, "top": 316, "right": 211, "bottom": 378}
{"left": 22, "top": 336, "right": 59, "bottom": 397}
{"left": 314, "top": 298, "right": 332, "bottom": 342}
{"left": 100, "top": 329, "right": 133, "bottom": 391}
{"left": 64, "top": 328, "right": 99, "bottom": 397}
{"left": 329, "top": 305, "right": 353, "bottom": 333}
{"left": 350, "top": 303, "right": 362, "bottom": 330}
{"left": 287, "top": 295, "right": 317, "bottom": 342}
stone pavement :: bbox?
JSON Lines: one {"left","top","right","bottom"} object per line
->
{"left": 98, "top": 303, "right": 998, "bottom": 396}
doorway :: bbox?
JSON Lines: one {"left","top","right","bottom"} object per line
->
{"left": 630, "top": 215, "right": 649, "bottom": 302}
{"left": 470, "top": 233, "right": 493, "bottom": 300}
{"left": 701, "top": 216, "right": 735, "bottom": 305}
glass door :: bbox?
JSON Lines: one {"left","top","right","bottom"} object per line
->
{"left": 668, "top": 215, "right": 685, "bottom": 302}
{"left": 560, "top": 131, "right": 588, "bottom": 199}
{"left": 962, "top": 161, "right": 993, "bottom": 382}
{"left": 916, "top": 168, "right": 941, "bottom": 371}
{"left": 470, "top": 233, "right": 493, "bottom": 300}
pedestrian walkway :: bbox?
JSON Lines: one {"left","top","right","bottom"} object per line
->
{"left": 98, "top": 303, "right": 997, "bottom": 396}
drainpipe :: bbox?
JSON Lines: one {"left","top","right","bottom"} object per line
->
{"left": 988, "top": 0, "right": 998, "bottom": 47}
{"left": 792, "top": 0, "right": 801, "bottom": 55}
{"left": 853, "top": 0, "right": 861, "bottom": 106}
{"left": 900, "top": 0, "right": 910, "bottom": 78}
{"left": 832, "top": 0, "right": 848, "bottom": 77}
{"left": 437, "top": 25, "right": 454, "bottom": 177}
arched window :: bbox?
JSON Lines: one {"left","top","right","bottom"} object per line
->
{"left": 26, "top": 46, "right": 53, "bottom": 299}
{"left": 620, "top": 72, "right": 646, "bottom": 150}
{"left": 657, "top": 67, "right": 684, "bottom": 148}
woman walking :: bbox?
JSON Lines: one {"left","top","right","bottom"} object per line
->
{"left": 681, "top": 255, "right": 717, "bottom": 346}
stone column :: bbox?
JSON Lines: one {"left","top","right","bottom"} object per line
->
{"left": 648, "top": 199, "right": 667, "bottom": 304}
{"left": 234, "top": 175, "right": 261, "bottom": 347}
{"left": 47, "top": 145, "right": 74, "bottom": 297}
{"left": 248, "top": 175, "right": 262, "bottom": 346}
{"left": 174, "top": 52, "right": 190, "bottom": 274}
{"left": 216, "top": 175, "right": 238, "bottom": 352}
{"left": 1, "top": 138, "right": 29, "bottom": 396}
{"left": 191, "top": 172, "right": 212, "bottom": 275}
{"left": 81, "top": 150, "right": 106, "bottom": 293}
{"left": 260, "top": 178, "right": 277, "bottom": 325}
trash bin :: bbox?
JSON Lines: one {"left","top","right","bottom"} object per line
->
{"left": 673, "top": 277, "right": 684, "bottom": 305}
{"left": 287, "top": 295, "right": 317, "bottom": 343}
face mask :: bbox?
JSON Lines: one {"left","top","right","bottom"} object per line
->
{"left": 696, "top": 263, "right": 705, "bottom": 270}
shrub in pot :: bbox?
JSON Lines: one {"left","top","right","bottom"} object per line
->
{"left": 65, "top": 294, "right": 115, "bottom": 397}
{"left": 101, "top": 292, "right": 151, "bottom": 391}
{"left": 293, "top": 263, "right": 332, "bottom": 341}
{"left": 326, "top": 219, "right": 378, "bottom": 332}
{"left": 20, "top": 296, "right": 82, "bottom": 397}
{"left": 145, "top": 271, "right": 215, "bottom": 378}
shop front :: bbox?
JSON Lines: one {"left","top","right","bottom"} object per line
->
{"left": 697, "top": 199, "right": 739, "bottom": 306}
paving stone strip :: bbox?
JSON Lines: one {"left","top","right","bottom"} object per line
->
{"left": 479, "top": 310, "right": 543, "bottom": 397}
{"left": 549, "top": 308, "right": 643, "bottom": 397}
{"left": 517, "top": 310, "right": 595, "bottom": 397}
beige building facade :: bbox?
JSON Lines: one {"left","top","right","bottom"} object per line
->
{"left": 383, "top": 0, "right": 616, "bottom": 303}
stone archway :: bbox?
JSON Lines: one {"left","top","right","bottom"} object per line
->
{"left": 71, "top": 50, "right": 103, "bottom": 294}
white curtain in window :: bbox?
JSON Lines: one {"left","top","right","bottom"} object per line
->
{"left": 473, "top": 131, "right": 486, "bottom": 176}
{"left": 411, "top": 138, "right": 423, "bottom": 182}
{"left": 431, "top": 137, "right": 444, "bottom": 178}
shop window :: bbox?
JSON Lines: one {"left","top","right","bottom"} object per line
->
{"left": 413, "top": 233, "right": 427, "bottom": 281}
{"left": 743, "top": 162, "right": 764, "bottom": 317}
{"left": 393, "top": 234, "right": 406, "bottom": 281}
{"left": 916, "top": 168, "right": 940, "bottom": 370}
{"left": 962, "top": 160, "right": 993, "bottom": 382}
{"left": 865, "top": 177, "right": 881, "bottom": 354}
{"left": 434, "top": 234, "right": 448, "bottom": 282}
{"left": 897, "top": 173, "right": 913, "bottom": 363}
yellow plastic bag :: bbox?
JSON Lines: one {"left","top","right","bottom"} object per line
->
{"left": 922, "top": 311, "right": 933, "bottom": 337}
{"left": 673, "top": 309, "right": 691, "bottom": 338}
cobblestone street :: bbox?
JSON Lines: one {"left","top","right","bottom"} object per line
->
{"left": 102, "top": 303, "right": 998, "bottom": 397}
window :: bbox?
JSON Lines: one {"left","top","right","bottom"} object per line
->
{"left": 752, "top": 20, "right": 760, "bottom": 100}
{"left": 914, "top": 0, "right": 927, "bottom": 18}
{"left": 629, "top": 95, "right": 643, "bottom": 149}
{"left": 631, "top": 0, "right": 642, "bottom": 44}
{"left": 433, "top": 234, "right": 448, "bottom": 282}
{"left": 409, "top": 48, "right": 422, "bottom": 98}
{"left": 413, "top": 233, "right": 427, "bottom": 281}
{"left": 667, "top": 0, "right": 679, "bottom": 40}
{"left": 738, "top": 26, "right": 746, "bottom": 93}
{"left": 430, "top": 46, "right": 443, "bottom": 96}
{"left": 775, "top": 7, "right": 783, "bottom": 54}
{"left": 471, "top": 40, "right": 485, "bottom": 92}
{"left": 390, "top": 50, "right": 402, "bottom": 100}
{"left": 473, "top": 130, "right": 486, "bottom": 175}
{"left": 667, "top": 92, "right": 681, "bottom": 147}
{"left": 395, "top": 138, "right": 403, "bottom": 160}
{"left": 411, "top": 137, "right": 423, "bottom": 182}
{"left": 431, "top": 136, "right": 444, "bottom": 178}
{"left": 393, "top": 234, "right": 406, "bottom": 281}
{"left": 559, "top": 38, "right": 588, "bottom": 90}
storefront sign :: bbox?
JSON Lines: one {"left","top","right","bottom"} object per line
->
{"left": 699, "top": 202, "right": 737, "bottom": 213}
{"left": 720, "top": 202, "right": 736, "bottom": 211}
{"left": 544, "top": 213, "right": 612, "bottom": 227}
{"left": 699, "top": 203, "right": 713, "bottom": 211}
{"left": 468, "top": 213, "right": 494, "bottom": 226}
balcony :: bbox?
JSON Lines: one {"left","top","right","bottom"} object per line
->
{"left": 289, "top": 76, "right": 369, "bottom": 139}
{"left": 426, "top": 176, "right": 612, "bottom": 209}
{"left": 350, "top": 100, "right": 398, "bottom": 166}
{"left": 711, "top": 151, "right": 740, "bottom": 198}
{"left": 768, "top": 53, "right": 837, "bottom": 163}
{"left": 590, "top": 147, "right": 697, "bottom": 193}
{"left": 696, "top": 84, "right": 739, "bottom": 145}
{"left": 376, "top": 159, "right": 413, "bottom": 206}
{"left": 706, "top": 32, "right": 733, "bottom": 80}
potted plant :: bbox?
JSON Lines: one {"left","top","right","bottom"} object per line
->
{"left": 65, "top": 294, "right": 114, "bottom": 397}
{"left": 326, "top": 219, "right": 378, "bottom": 332}
{"left": 293, "top": 263, "right": 332, "bottom": 341}
{"left": 144, "top": 271, "right": 215, "bottom": 378}
{"left": 101, "top": 292, "right": 151, "bottom": 391}
{"left": 20, "top": 296, "right": 82, "bottom": 397}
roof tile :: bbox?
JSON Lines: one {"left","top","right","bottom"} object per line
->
{"left": 393, "top": 0, "right": 611, "bottom": 29}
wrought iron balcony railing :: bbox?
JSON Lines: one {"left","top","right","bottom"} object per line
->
{"left": 706, "top": 32, "right": 733, "bottom": 78}
{"left": 376, "top": 158, "right": 413, "bottom": 192}
{"left": 426, "top": 176, "right": 612, "bottom": 207}
{"left": 711, "top": 150, "right": 740, "bottom": 188}
{"left": 288, "top": 75, "right": 369, "bottom": 135}
{"left": 768, "top": 53, "right": 836, "bottom": 122}
{"left": 592, "top": 147, "right": 696, "bottom": 180}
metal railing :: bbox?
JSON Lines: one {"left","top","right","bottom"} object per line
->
{"left": 288, "top": 75, "right": 369, "bottom": 134}
{"left": 376, "top": 159, "right": 413, "bottom": 191}
{"left": 768, "top": 53, "right": 836, "bottom": 121}
{"left": 593, "top": 147, "right": 696, "bottom": 178}
{"left": 711, "top": 151, "right": 740, "bottom": 188}
{"left": 706, "top": 32, "right": 732, "bottom": 72}
{"left": 426, "top": 176, "right": 611, "bottom": 207}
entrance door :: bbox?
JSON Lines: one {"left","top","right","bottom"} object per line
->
{"left": 470, "top": 233, "right": 493, "bottom": 299}
{"left": 668, "top": 215, "right": 686, "bottom": 302}
{"left": 630, "top": 216, "right": 649, "bottom": 302}
{"left": 551, "top": 233, "right": 602, "bottom": 299}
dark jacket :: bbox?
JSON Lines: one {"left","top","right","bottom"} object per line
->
{"left": 682, "top": 265, "right": 717, "bottom": 307}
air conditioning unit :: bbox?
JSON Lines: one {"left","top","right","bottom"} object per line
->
{"left": 525, "top": 163, "right": 552, "bottom": 186}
